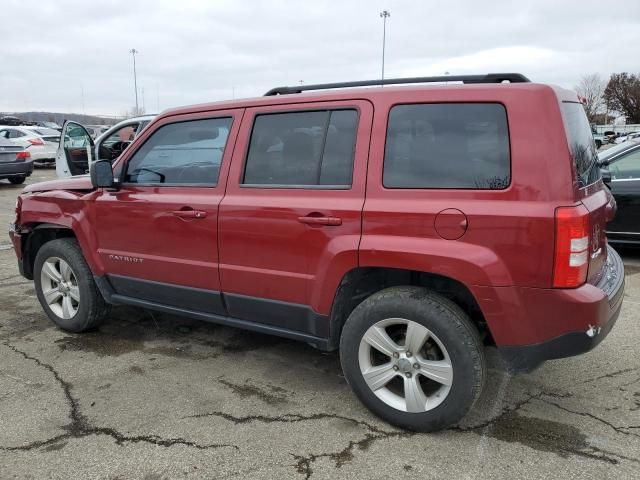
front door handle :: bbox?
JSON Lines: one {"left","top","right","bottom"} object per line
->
{"left": 172, "top": 209, "right": 207, "bottom": 219}
{"left": 297, "top": 215, "right": 342, "bottom": 226}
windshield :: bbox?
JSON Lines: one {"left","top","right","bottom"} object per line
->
{"left": 561, "top": 102, "right": 601, "bottom": 187}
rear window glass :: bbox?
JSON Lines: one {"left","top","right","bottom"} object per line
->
{"left": 383, "top": 103, "right": 510, "bottom": 189}
{"left": 562, "top": 102, "right": 601, "bottom": 187}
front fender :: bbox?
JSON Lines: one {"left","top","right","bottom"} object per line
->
{"left": 18, "top": 190, "right": 103, "bottom": 275}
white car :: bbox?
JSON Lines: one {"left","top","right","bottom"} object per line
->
{"left": 614, "top": 132, "right": 640, "bottom": 144}
{"left": 0, "top": 126, "right": 60, "bottom": 166}
{"left": 56, "top": 115, "right": 154, "bottom": 177}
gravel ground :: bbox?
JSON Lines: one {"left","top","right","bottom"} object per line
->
{"left": 0, "top": 168, "right": 639, "bottom": 479}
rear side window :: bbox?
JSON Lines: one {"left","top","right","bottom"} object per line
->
{"left": 561, "top": 102, "right": 601, "bottom": 187}
{"left": 383, "top": 103, "right": 510, "bottom": 189}
{"left": 124, "top": 117, "right": 232, "bottom": 185}
{"left": 243, "top": 109, "right": 358, "bottom": 187}
{"left": 8, "top": 130, "right": 25, "bottom": 139}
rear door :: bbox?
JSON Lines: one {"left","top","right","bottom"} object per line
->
{"left": 56, "top": 121, "right": 94, "bottom": 177}
{"left": 218, "top": 100, "right": 372, "bottom": 336}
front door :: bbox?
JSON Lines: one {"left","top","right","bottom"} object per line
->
{"left": 218, "top": 101, "right": 373, "bottom": 336}
{"left": 93, "top": 110, "right": 242, "bottom": 314}
{"left": 56, "top": 121, "right": 94, "bottom": 177}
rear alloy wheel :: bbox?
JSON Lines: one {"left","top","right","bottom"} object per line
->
{"left": 340, "top": 286, "right": 485, "bottom": 432}
{"left": 358, "top": 318, "right": 453, "bottom": 413}
{"left": 8, "top": 176, "right": 25, "bottom": 185}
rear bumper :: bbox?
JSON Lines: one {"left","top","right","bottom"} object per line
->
{"left": 498, "top": 299, "right": 622, "bottom": 371}
{"left": 475, "top": 246, "right": 625, "bottom": 371}
{"left": 0, "top": 160, "right": 33, "bottom": 177}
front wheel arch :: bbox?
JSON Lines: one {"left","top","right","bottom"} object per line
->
{"left": 21, "top": 225, "right": 77, "bottom": 280}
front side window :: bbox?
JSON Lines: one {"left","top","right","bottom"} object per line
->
{"left": 243, "top": 109, "right": 358, "bottom": 187}
{"left": 383, "top": 103, "right": 511, "bottom": 189}
{"left": 124, "top": 117, "right": 232, "bottom": 185}
{"left": 610, "top": 148, "right": 640, "bottom": 180}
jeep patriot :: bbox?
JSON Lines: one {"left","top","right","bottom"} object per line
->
{"left": 9, "top": 73, "right": 625, "bottom": 431}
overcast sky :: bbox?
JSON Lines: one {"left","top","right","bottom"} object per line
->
{"left": 3, "top": 0, "right": 639, "bottom": 116}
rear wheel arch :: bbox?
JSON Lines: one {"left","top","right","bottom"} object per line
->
{"left": 327, "top": 267, "right": 491, "bottom": 350}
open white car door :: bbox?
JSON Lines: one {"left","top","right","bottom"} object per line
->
{"left": 55, "top": 121, "right": 95, "bottom": 178}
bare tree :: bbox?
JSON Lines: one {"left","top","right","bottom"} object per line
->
{"left": 575, "top": 74, "right": 605, "bottom": 123}
{"left": 604, "top": 73, "right": 640, "bottom": 124}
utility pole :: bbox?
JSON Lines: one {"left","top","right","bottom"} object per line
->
{"left": 81, "top": 85, "right": 85, "bottom": 116}
{"left": 129, "top": 48, "right": 139, "bottom": 113}
{"left": 379, "top": 10, "right": 391, "bottom": 81}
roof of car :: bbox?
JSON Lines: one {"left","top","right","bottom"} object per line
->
{"left": 158, "top": 81, "right": 576, "bottom": 120}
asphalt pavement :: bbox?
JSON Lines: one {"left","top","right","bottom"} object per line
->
{"left": 1, "top": 169, "right": 639, "bottom": 479}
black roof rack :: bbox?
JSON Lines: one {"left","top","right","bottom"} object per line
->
{"left": 264, "top": 73, "right": 530, "bottom": 96}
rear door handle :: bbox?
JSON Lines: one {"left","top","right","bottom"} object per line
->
{"left": 172, "top": 209, "right": 207, "bottom": 219}
{"left": 297, "top": 215, "right": 342, "bottom": 226}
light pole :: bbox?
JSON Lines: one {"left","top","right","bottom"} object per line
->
{"left": 129, "top": 48, "right": 139, "bottom": 113}
{"left": 379, "top": 10, "right": 390, "bottom": 81}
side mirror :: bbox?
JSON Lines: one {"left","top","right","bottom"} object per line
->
{"left": 90, "top": 160, "right": 115, "bottom": 188}
{"left": 601, "top": 168, "right": 612, "bottom": 186}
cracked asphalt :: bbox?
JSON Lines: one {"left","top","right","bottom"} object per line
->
{"left": 1, "top": 169, "right": 639, "bottom": 479}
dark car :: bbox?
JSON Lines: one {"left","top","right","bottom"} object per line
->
{"left": 9, "top": 73, "right": 624, "bottom": 432}
{"left": 0, "top": 115, "right": 24, "bottom": 126}
{"left": 0, "top": 137, "right": 33, "bottom": 184}
{"left": 599, "top": 140, "right": 640, "bottom": 245}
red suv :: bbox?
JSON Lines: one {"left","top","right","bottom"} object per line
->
{"left": 9, "top": 74, "right": 625, "bottom": 432}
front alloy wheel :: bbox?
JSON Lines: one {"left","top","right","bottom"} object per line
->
{"left": 40, "top": 257, "right": 80, "bottom": 319}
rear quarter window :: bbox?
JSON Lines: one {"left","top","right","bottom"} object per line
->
{"left": 383, "top": 103, "right": 510, "bottom": 189}
{"left": 561, "top": 102, "right": 601, "bottom": 187}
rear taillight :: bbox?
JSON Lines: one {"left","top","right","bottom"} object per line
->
{"left": 16, "top": 151, "right": 30, "bottom": 161}
{"left": 553, "top": 205, "right": 590, "bottom": 288}
{"left": 28, "top": 138, "right": 44, "bottom": 146}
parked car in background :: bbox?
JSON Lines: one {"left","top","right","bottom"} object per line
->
{"left": 56, "top": 114, "right": 154, "bottom": 177}
{"left": 593, "top": 132, "right": 606, "bottom": 149}
{"left": 0, "top": 126, "right": 59, "bottom": 166}
{"left": 34, "top": 121, "right": 62, "bottom": 131}
{"left": 599, "top": 139, "right": 640, "bottom": 245}
{"left": 11, "top": 73, "right": 624, "bottom": 432}
{"left": 85, "top": 125, "right": 109, "bottom": 139}
{"left": 614, "top": 132, "right": 640, "bottom": 144}
{"left": 591, "top": 125, "right": 606, "bottom": 149}
{"left": 0, "top": 115, "right": 24, "bottom": 126}
{"left": 0, "top": 137, "right": 33, "bottom": 184}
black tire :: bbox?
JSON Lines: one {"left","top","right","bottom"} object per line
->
{"left": 8, "top": 176, "right": 26, "bottom": 185}
{"left": 340, "top": 286, "right": 485, "bottom": 432}
{"left": 34, "top": 238, "right": 110, "bottom": 332}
